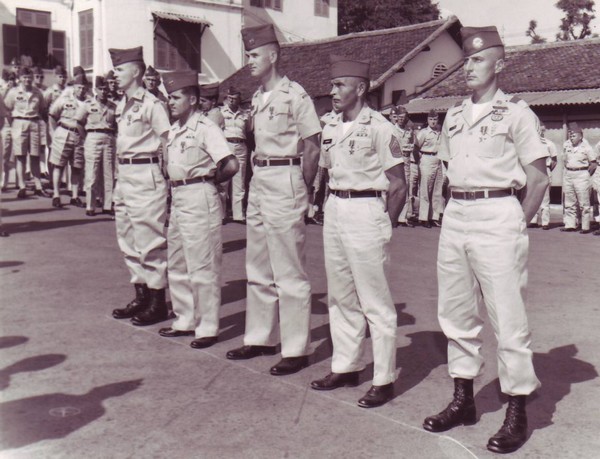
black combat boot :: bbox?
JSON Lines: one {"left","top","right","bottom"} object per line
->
{"left": 487, "top": 395, "right": 528, "bottom": 454}
{"left": 423, "top": 378, "right": 476, "bottom": 432}
{"left": 131, "top": 288, "right": 168, "bottom": 326}
{"left": 112, "top": 284, "right": 149, "bottom": 319}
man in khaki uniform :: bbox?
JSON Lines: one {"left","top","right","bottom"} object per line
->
{"left": 529, "top": 124, "right": 557, "bottom": 229}
{"left": 82, "top": 76, "right": 117, "bottom": 216}
{"left": 391, "top": 105, "right": 417, "bottom": 226}
{"left": 44, "top": 66, "right": 68, "bottom": 109}
{"left": 48, "top": 73, "right": 89, "bottom": 208}
{"left": 106, "top": 70, "right": 122, "bottom": 103}
{"left": 32, "top": 66, "right": 50, "bottom": 181}
{"left": 310, "top": 56, "right": 406, "bottom": 408}
{"left": 157, "top": 71, "right": 239, "bottom": 348}
{"left": 143, "top": 66, "right": 168, "bottom": 106}
{"left": 108, "top": 46, "right": 172, "bottom": 326}
{"left": 560, "top": 122, "right": 596, "bottom": 234}
{"left": 226, "top": 24, "right": 322, "bottom": 376}
{"left": 1, "top": 71, "right": 16, "bottom": 191}
{"left": 422, "top": 26, "right": 548, "bottom": 454}
{"left": 221, "top": 87, "right": 250, "bottom": 223}
{"left": 0, "top": 93, "right": 9, "bottom": 237}
{"left": 4, "top": 67, "right": 47, "bottom": 199}
{"left": 199, "top": 83, "right": 224, "bottom": 129}
{"left": 415, "top": 110, "right": 442, "bottom": 227}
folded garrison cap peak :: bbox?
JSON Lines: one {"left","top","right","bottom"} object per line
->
{"left": 461, "top": 26, "right": 504, "bottom": 57}
{"left": 163, "top": 71, "right": 198, "bottom": 94}
{"left": 109, "top": 46, "right": 144, "bottom": 66}
{"left": 330, "top": 55, "right": 370, "bottom": 79}
{"left": 241, "top": 23, "right": 278, "bottom": 51}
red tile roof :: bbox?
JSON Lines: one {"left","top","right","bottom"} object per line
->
{"left": 418, "top": 38, "right": 600, "bottom": 100}
{"left": 221, "top": 17, "right": 461, "bottom": 102}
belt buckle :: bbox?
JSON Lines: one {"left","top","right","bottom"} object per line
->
{"left": 467, "top": 191, "right": 477, "bottom": 200}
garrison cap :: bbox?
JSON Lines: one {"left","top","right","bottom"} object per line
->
{"left": 54, "top": 65, "right": 67, "bottom": 76}
{"left": 105, "top": 70, "right": 116, "bottom": 81}
{"left": 144, "top": 66, "right": 160, "bottom": 79}
{"left": 391, "top": 105, "right": 407, "bottom": 115}
{"left": 427, "top": 109, "right": 439, "bottom": 118}
{"left": 73, "top": 66, "right": 85, "bottom": 77}
{"left": 18, "top": 66, "right": 33, "bottom": 77}
{"left": 95, "top": 75, "right": 107, "bottom": 88}
{"left": 199, "top": 82, "right": 219, "bottom": 98}
{"left": 461, "top": 26, "right": 504, "bottom": 57}
{"left": 227, "top": 86, "right": 241, "bottom": 97}
{"left": 71, "top": 73, "right": 89, "bottom": 85}
{"left": 163, "top": 71, "right": 198, "bottom": 94}
{"left": 568, "top": 122, "right": 583, "bottom": 134}
{"left": 241, "top": 23, "right": 278, "bottom": 51}
{"left": 109, "top": 46, "right": 144, "bottom": 66}
{"left": 330, "top": 55, "right": 370, "bottom": 79}
{"left": 32, "top": 66, "right": 44, "bottom": 76}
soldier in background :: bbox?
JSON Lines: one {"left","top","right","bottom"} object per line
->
{"left": 529, "top": 124, "right": 557, "bottom": 230}
{"left": 414, "top": 110, "right": 442, "bottom": 228}
{"left": 1, "top": 71, "right": 16, "bottom": 191}
{"left": 0, "top": 92, "right": 9, "bottom": 236}
{"left": 105, "top": 70, "right": 122, "bottom": 103}
{"left": 199, "top": 83, "right": 224, "bottom": 129}
{"left": 143, "top": 66, "right": 168, "bottom": 106}
{"left": 391, "top": 105, "right": 418, "bottom": 227}
{"left": 32, "top": 66, "right": 50, "bottom": 185}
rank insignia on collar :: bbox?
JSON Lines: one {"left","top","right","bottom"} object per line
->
{"left": 323, "top": 139, "right": 332, "bottom": 144}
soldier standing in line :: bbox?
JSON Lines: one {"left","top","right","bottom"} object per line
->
{"left": 226, "top": 24, "right": 322, "bottom": 376}
{"left": 310, "top": 55, "right": 406, "bottom": 408}
{"left": 221, "top": 87, "right": 250, "bottom": 223}
{"left": 0, "top": 92, "right": 9, "bottom": 237}
{"left": 108, "top": 47, "right": 172, "bottom": 326}
{"left": 422, "top": 26, "right": 549, "bottom": 454}
{"left": 415, "top": 110, "right": 442, "bottom": 228}
{"left": 529, "top": 124, "right": 557, "bottom": 229}
{"left": 48, "top": 73, "right": 89, "bottom": 208}
{"left": 199, "top": 83, "right": 224, "bottom": 128}
{"left": 560, "top": 122, "right": 596, "bottom": 234}
{"left": 391, "top": 105, "right": 417, "bottom": 227}
{"left": 143, "top": 66, "right": 168, "bottom": 106}
{"left": 157, "top": 71, "right": 239, "bottom": 348}
{"left": 105, "top": 70, "right": 122, "bottom": 103}
{"left": 1, "top": 71, "right": 16, "bottom": 191}
{"left": 3, "top": 67, "right": 47, "bottom": 199}
{"left": 82, "top": 76, "right": 117, "bottom": 216}
{"left": 32, "top": 66, "right": 51, "bottom": 185}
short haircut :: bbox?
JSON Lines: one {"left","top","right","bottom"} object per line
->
{"left": 181, "top": 85, "right": 200, "bottom": 102}
{"left": 131, "top": 62, "right": 147, "bottom": 79}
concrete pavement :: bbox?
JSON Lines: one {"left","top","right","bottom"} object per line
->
{"left": 0, "top": 192, "right": 599, "bottom": 458}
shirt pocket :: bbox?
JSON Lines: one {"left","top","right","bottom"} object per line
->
{"left": 124, "top": 111, "right": 144, "bottom": 136}
{"left": 478, "top": 123, "right": 509, "bottom": 159}
{"left": 182, "top": 145, "right": 203, "bottom": 166}
{"left": 265, "top": 102, "right": 290, "bottom": 134}
{"left": 343, "top": 138, "right": 371, "bottom": 170}
{"left": 447, "top": 124, "right": 464, "bottom": 159}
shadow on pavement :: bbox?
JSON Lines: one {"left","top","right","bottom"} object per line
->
{"left": 221, "top": 279, "right": 246, "bottom": 305}
{"left": 475, "top": 344, "right": 598, "bottom": 430}
{"left": 0, "top": 336, "right": 29, "bottom": 349}
{"left": 0, "top": 379, "right": 143, "bottom": 450}
{"left": 223, "top": 239, "right": 246, "bottom": 254}
{"left": 4, "top": 218, "right": 113, "bottom": 234}
{"left": 3, "top": 207, "right": 68, "bottom": 218}
{"left": 219, "top": 311, "right": 246, "bottom": 343}
{"left": 0, "top": 261, "right": 24, "bottom": 269}
{"left": 311, "top": 292, "right": 328, "bottom": 315}
{"left": 0, "top": 354, "right": 67, "bottom": 391}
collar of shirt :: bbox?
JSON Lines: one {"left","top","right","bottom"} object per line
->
{"left": 329, "top": 105, "right": 373, "bottom": 142}
{"left": 169, "top": 110, "right": 202, "bottom": 138}
{"left": 254, "top": 76, "right": 291, "bottom": 111}
{"left": 456, "top": 88, "right": 507, "bottom": 127}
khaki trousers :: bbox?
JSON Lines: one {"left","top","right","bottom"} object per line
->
{"left": 418, "top": 154, "right": 442, "bottom": 221}
{"left": 113, "top": 162, "right": 168, "bottom": 289}
{"left": 563, "top": 170, "right": 591, "bottom": 230}
{"left": 168, "top": 182, "right": 222, "bottom": 338}
{"left": 84, "top": 133, "right": 115, "bottom": 210}
{"left": 437, "top": 197, "right": 540, "bottom": 396}
{"left": 244, "top": 165, "right": 311, "bottom": 357}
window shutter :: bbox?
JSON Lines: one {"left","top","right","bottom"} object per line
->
{"left": 79, "top": 9, "right": 94, "bottom": 68}
{"left": 17, "top": 9, "right": 51, "bottom": 29}
{"left": 49, "top": 30, "right": 66, "bottom": 67}
{"left": 3, "top": 24, "right": 19, "bottom": 65}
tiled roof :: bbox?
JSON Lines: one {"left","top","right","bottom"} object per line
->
{"left": 418, "top": 38, "right": 600, "bottom": 100}
{"left": 221, "top": 17, "right": 461, "bottom": 102}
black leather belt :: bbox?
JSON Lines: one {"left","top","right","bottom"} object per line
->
{"left": 226, "top": 137, "right": 245, "bottom": 144}
{"left": 59, "top": 123, "right": 79, "bottom": 133}
{"left": 118, "top": 157, "right": 159, "bottom": 165}
{"left": 331, "top": 190, "right": 383, "bottom": 199}
{"left": 253, "top": 158, "right": 301, "bottom": 167}
{"left": 450, "top": 188, "right": 515, "bottom": 200}
{"left": 565, "top": 166, "right": 588, "bottom": 171}
{"left": 170, "top": 176, "right": 212, "bottom": 188}
{"left": 13, "top": 116, "right": 40, "bottom": 121}
{"left": 420, "top": 151, "right": 437, "bottom": 156}
{"left": 87, "top": 128, "right": 115, "bottom": 134}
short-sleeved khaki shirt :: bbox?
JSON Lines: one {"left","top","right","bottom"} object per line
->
{"left": 319, "top": 106, "right": 404, "bottom": 191}
{"left": 166, "top": 110, "right": 231, "bottom": 181}
{"left": 251, "top": 76, "right": 321, "bottom": 160}
{"left": 438, "top": 89, "right": 547, "bottom": 191}
{"left": 221, "top": 105, "right": 249, "bottom": 140}
{"left": 49, "top": 94, "right": 87, "bottom": 128}
{"left": 44, "top": 84, "right": 65, "bottom": 109}
{"left": 393, "top": 124, "right": 414, "bottom": 156}
{"left": 562, "top": 138, "right": 595, "bottom": 169}
{"left": 415, "top": 126, "right": 441, "bottom": 153}
{"left": 115, "top": 87, "right": 171, "bottom": 159}
{"left": 83, "top": 97, "right": 117, "bottom": 131}
{"left": 4, "top": 85, "right": 45, "bottom": 118}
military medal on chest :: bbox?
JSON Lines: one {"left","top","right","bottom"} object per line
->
{"left": 180, "top": 141, "right": 186, "bottom": 154}
{"left": 479, "top": 125, "right": 488, "bottom": 142}
{"left": 349, "top": 139, "right": 355, "bottom": 155}
{"left": 268, "top": 106, "right": 274, "bottom": 120}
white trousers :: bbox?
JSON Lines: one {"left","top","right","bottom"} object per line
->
{"left": 229, "top": 142, "right": 248, "bottom": 221}
{"left": 244, "top": 165, "right": 311, "bottom": 357}
{"left": 418, "top": 154, "right": 443, "bottom": 221}
{"left": 113, "top": 162, "right": 168, "bottom": 289}
{"left": 437, "top": 197, "right": 540, "bottom": 396}
{"left": 168, "top": 182, "right": 222, "bottom": 338}
{"left": 563, "top": 170, "right": 591, "bottom": 230}
{"left": 324, "top": 195, "right": 396, "bottom": 385}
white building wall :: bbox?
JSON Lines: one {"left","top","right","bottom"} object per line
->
{"left": 382, "top": 34, "right": 463, "bottom": 107}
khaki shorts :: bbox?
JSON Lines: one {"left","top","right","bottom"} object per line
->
{"left": 49, "top": 126, "right": 84, "bottom": 169}
{"left": 11, "top": 118, "right": 40, "bottom": 158}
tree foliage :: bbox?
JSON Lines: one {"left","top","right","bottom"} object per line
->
{"left": 555, "top": 0, "right": 596, "bottom": 40}
{"left": 526, "top": 20, "right": 547, "bottom": 44}
{"left": 338, "top": 0, "right": 441, "bottom": 35}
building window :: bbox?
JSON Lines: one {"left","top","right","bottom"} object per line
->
{"left": 250, "top": 0, "right": 282, "bottom": 10}
{"left": 315, "top": 0, "right": 329, "bottom": 17}
{"left": 432, "top": 62, "right": 448, "bottom": 79}
{"left": 79, "top": 9, "right": 94, "bottom": 69}
{"left": 2, "top": 8, "right": 65, "bottom": 68}
{"left": 154, "top": 18, "right": 202, "bottom": 71}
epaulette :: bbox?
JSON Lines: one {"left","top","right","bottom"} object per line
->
{"left": 370, "top": 110, "right": 388, "bottom": 124}
{"left": 288, "top": 80, "right": 310, "bottom": 98}
{"left": 453, "top": 100, "right": 462, "bottom": 107}
{"left": 509, "top": 95, "right": 522, "bottom": 104}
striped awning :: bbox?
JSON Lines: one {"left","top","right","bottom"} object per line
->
{"left": 152, "top": 11, "right": 212, "bottom": 27}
